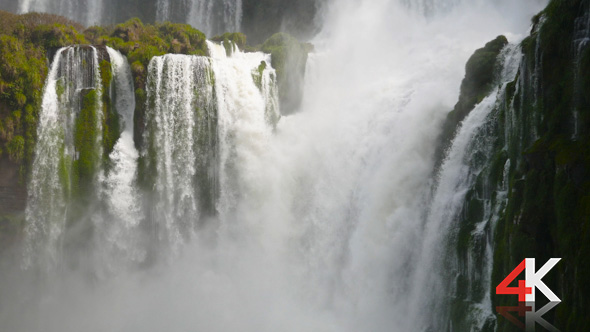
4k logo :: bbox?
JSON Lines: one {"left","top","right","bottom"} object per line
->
{"left": 496, "top": 258, "right": 561, "bottom": 302}
{"left": 496, "top": 258, "right": 561, "bottom": 332}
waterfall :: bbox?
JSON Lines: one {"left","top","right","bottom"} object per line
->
{"left": 206, "top": 41, "right": 278, "bottom": 226}
{"left": 143, "top": 54, "right": 216, "bottom": 254}
{"left": 142, "top": 41, "right": 277, "bottom": 255}
{"left": 187, "top": 0, "right": 243, "bottom": 36}
{"left": 156, "top": 0, "right": 243, "bottom": 36}
{"left": 92, "top": 47, "right": 144, "bottom": 270}
{"left": 4, "top": 1, "right": 554, "bottom": 331}
{"left": 22, "top": 46, "right": 143, "bottom": 272}
{"left": 24, "top": 45, "right": 104, "bottom": 269}
{"left": 18, "top": 0, "right": 241, "bottom": 35}
{"left": 408, "top": 44, "right": 522, "bottom": 330}
{"left": 19, "top": 0, "right": 103, "bottom": 26}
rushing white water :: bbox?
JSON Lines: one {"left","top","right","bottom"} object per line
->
{"left": 408, "top": 44, "right": 522, "bottom": 330}
{"left": 207, "top": 41, "right": 279, "bottom": 227}
{"left": 143, "top": 53, "right": 215, "bottom": 253}
{"left": 92, "top": 47, "right": 144, "bottom": 270}
{"left": 24, "top": 45, "right": 103, "bottom": 269}
{"left": 142, "top": 41, "right": 277, "bottom": 255}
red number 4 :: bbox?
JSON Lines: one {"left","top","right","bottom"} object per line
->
{"left": 496, "top": 259, "right": 532, "bottom": 302}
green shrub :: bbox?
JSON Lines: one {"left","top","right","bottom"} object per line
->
{"left": 6, "top": 135, "right": 24, "bottom": 162}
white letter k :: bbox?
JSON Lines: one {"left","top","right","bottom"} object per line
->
{"left": 525, "top": 258, "right": 561, "bottom": 302}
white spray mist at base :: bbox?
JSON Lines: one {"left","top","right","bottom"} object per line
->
{"left": 1, "top": 0, "right": 548, "bottom": 331}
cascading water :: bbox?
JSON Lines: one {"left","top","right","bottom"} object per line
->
{"left": 142, "top": 40, "right": 278, "bottom": 255}
{"left": 18, "top": 0, "right": 103, "bottom": 26}
{"left": 407, "top": 44, "right": 522, "bottom": 331}
{"left": 155, "top": 0, "right": 243, "bottom": 36}
{"left": 93, "top": 47, "right": 144, "bottom": 270}
{"left": 187, "top": 0, "right": 243, "bottom": 37}
{"left": 23, "top": 46, "right": 143, "bottom": 273}
{"left": 3, "top": 0, "right": 553, "bottom": 331}
{"left": 18, "top": 0, "right": 242, "bottom": 35}
{"left": 206, "top": 41, "right": 279, "bottom": 226}
{"left": 143, "top": 53, "right": 217, "bottom": 254}
{"left": 24, "top": 45, "right": 104, "bottom": 269}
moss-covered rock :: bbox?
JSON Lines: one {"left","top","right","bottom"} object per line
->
{"left": 252, "top": 60, "right": 267, "bottom": 90}
{"left": 450, "top": 35, "right": 508, "bottom": 126}
{"left": 435, "top": 35, "right": 508, "bottom": 168}
{"left": 99, "top": 57, "right": 121, "bottom": 164}
{"left": 6, "top": 135, "right": 24, "bottom": 163}
{"left": 260, "top": 32, "right": 310, "bottom": 114}
{"left": 470, "top": 1, "right": 590, "bottom": 331}
{"left": 73, "top": 89, "right": 100, "bottom": 196}
{"left": 212, "top": 32, "right": 247, "bottom": 55}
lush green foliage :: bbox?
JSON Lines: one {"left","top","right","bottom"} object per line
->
{"left": 0, "top": 11, "right": 86, "bottom": 181}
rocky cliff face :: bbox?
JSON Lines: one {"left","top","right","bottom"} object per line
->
{"left": 438, "top": 0, "right": 590, "bottom": 330}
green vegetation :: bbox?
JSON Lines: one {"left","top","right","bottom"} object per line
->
{"left": 429, "top": 1, "right": 590, "bottom": 331}
{"left": 85, "top": 18, "right": 209, "bottom": 149}
{"left": 73, "top": 89, "right": 99, "bottom": 195}
{"left": 85, "top": 18, "right": 207, "bottom": 68}
{"left": 212, "top": 32, "right": 247, "bottom": 56}
{"left": 434, "top": 1, "right": 590, "bottom": 330}
{"left": 0, "top": 10, "right": 86, "bottom": 182}
{"left": 492, "top": 1, "right": 590, "bottom": 330}
{"left": 252, "top": 60, "right": 267, "bottom": 90}
{"left": 98, "top": 57, "right": 120, "bottom": 165}
{"left": 6, "top": 135, "right": 24, "bottom": 163}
